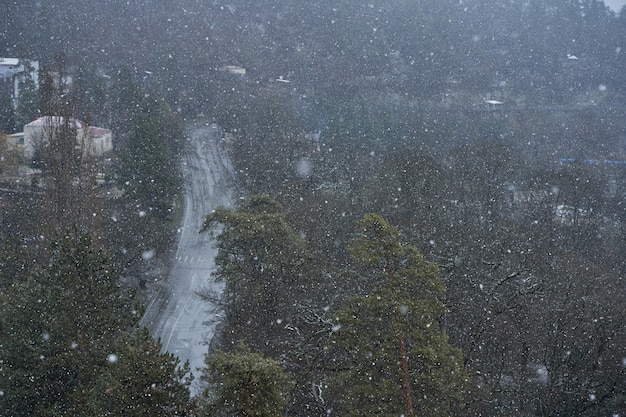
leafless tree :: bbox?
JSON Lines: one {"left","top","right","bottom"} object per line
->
{"left": 38, "top": 55, "right": 102, "bottom": 243}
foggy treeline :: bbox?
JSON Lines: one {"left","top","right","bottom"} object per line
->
{"left": 1, "top": 0, "right": 626, "bottom": 416}
{"left": 3, "top": 0, "right": 626, "bottom": 113}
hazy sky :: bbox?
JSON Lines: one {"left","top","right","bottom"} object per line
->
{"left": 605, "top": 0, "right": 626, "bottom": 13}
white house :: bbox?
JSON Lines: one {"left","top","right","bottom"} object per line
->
{"left": 4, "top": 132, "right": 25, "bottom": 158}
{"left": 219, "top": 65, "right": 246, "bottom": 76}
{"left": 21, "top": 116, "right": 112, "bottom": 159}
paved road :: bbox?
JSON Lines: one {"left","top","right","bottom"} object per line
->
{"left": 140, "top": 122, "right": 234, "bottom": 395}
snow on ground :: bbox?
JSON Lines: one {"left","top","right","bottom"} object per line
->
{"left": 140, "top": 122, "right": 234, "bottom": 395}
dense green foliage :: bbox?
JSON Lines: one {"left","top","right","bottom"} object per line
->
{"left": 0, "top": 91, "right": 16, "bottom": 133}
{"left": 86, "top": 329, "right": 192, "bottom": 417}
{"left": 201, "top": 202, "right": 469, "bottom": 415}
{"left": 326, "top": 214, "right": 467, "bottom": 416}
{"left": 0, "top": 232, "right": 133, "bottom": 415}
{"left": 201, "top": 195, "right": 307, "bottom": 335}
{"left": 0, "top": 232, "right": 192, "bottom": 416}
{"left": 116, "top": 99, "right": 183, "bottom": 218}
{"left": 14, "top": 59, "right": 40, "bottom": 128}
{"left": 199, "top": 344, "right": 294, "bottom": 417}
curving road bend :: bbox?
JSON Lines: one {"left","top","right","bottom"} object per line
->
{"left": 140, "top": 122, "right": 234, "bottom": 395}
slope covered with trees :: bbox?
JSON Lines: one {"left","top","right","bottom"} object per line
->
{"left": 0, "top": 55, "right": 190, "bottom": 417}
{"left": 0, "top": 232, "right": 193, "bottom": 416}
{"left": 1, "top": 0, "right": 626, "bottom": 415}
{"left": 2, "top": 0, "right": 626, "bottom": 117}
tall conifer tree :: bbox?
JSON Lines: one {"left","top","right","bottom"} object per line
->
{"left": 326, "top": 214, "right": 467, "bottom": 416}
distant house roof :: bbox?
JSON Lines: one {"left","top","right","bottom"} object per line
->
{"left": 219, "top": 65, "right": 246, "bottom": 75}
{"left": 304, "top": 132, "right": 321, "bottom": 142}
{"left": 89, "top": 126, "right": 110, "bottom": 137}
{"left": 0, "top": 58, "right": 20, "bottom": 66}
{"left": 25, "top": 116, "right": 86, "bottom": 130}
{"left": 25, "top": 117, "right": 112, "bottom": 140}
{"left": 0, "top": 58, "right": 20, "bottom": 78}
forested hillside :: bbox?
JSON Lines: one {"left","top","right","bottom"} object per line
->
{"left": 3, "top": 0, "right": 626, "bottom": 113}
{"left": 1, "top": 0, "right": 626, "bottom": 416}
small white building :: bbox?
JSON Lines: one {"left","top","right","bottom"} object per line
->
{"left": 4, "top": 131, "right": 25, "bottom": 156}
{"left": 21, "top": 116, "right": 112, "bottom": 159}
{"left": 219, "top": 65, "right": 246, "bottom": 76}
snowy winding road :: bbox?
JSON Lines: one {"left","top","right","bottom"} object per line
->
{"left": 140, "top": 122, "right": 234, "bottom": 394}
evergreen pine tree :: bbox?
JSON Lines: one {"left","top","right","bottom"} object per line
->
{"left": 116, "top": 100, "right": 182, "bottom": 218}
{"left": 0, "top": 231, "right": 136, "bottom": 416}
{"left": 14, "top": 59, "right": 39, "bottom": 128}
{"left": 198, "top": 344, "right": 293, "bottom": 417}
{"left": 83, "top": 328, "right": 192, "bottom": 417}
{"left": 0, "top": 90, "right": 16, "bottom": 133}
{"left": 200, "top": 195, "right": 307, "bottom": 331}
{"left": 326, "top": 214, "right": 467, "bottom": 416}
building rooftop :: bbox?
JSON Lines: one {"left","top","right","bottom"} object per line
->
{"left": 0, "top": 58, "right": 20, "bottom": 78}
{"left": 25, "top": 116, "right": 86, "bottom": 130}
{"left": 0, "top": 58, "right": 20, "bottom": 65}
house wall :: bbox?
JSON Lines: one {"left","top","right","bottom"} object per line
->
{"left": 6, "top": 132, "right": 25, "bottom": 154}
{"left": 22, "top": 124, "right": 46, "bottom": 158}
{"left": 23, "top": 117, "right": 112, "bottom": 159}
{"left": 87, "top": 129, "right": 113, "bottom": 156}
